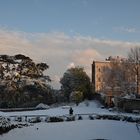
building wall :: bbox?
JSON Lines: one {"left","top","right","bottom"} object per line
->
{"left": 92, "top": 61, "right": 110, "bottom": 93}
{"left": 92, "top": 60, "right": 140, "bottom": 94}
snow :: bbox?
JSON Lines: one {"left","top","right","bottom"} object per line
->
{"left": 0, "top": 100, "right": 139, "bottom": 118}
{"left": 0, "top": 117, "right": 11, "bottom": 128}
{"left": 0, "top": 102, "right": 139, "bottom": 127}
{"left": 0, "top": 101, "right": 111, "bottom": 117}
{"left": 0, "top": 100, "right": 140, "bottom": 140}
{"left": 1, "top": 120, "right": 140, "bottom": 140}
{"left": 35, "top": 103, "right": 50, "bottom": 109}
{"left": 61, "top": 105, "right": 71, "bottom": 109}
{"left": 123, "top": 94, "right": 136, "bottom": 99}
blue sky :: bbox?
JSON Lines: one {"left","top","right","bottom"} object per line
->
{"left": 0, "top": 0, "right": 140, "bottom": 41}
{"left": 0, "top": 0, "right": 140, "bottom": 88}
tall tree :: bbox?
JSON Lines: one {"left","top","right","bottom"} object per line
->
{"left": 60, "top": 67, "right": 92, "bottom": 101}
{"left": 102, "top": 56, "right": 140, "bottom": 95}
{"left": 0, "top": 54, "right": 51, "bottom": 107}
{"left": 103, "top": 60, "right": 124, "bottom": 87}
{"left": 101, "top": 57, "right": 132, "bottom": 95}
{"left": 128, "top": 47, "right": 140, "bottom": 94}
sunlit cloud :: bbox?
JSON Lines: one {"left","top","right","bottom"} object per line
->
{"left": 67, "top": 62, "right": 75, "bottom": 69}
{"left": 0, "top": 28, "right": 140, "bottom": 88}
{"left": 71, "top": 48, "right": 102, "bottom": 76}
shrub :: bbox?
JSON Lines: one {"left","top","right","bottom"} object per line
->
{"left": 95, "top": 115, "right": 102, "bottom": 120}
{"left": 78, "top": 116, "right": 82, "bottom": 120}
{"left": 15, "top": 116, "right": 22, "bottom": 122}
{"left": 0, "top": 117, "right": 16, "bottom": 134}
{"left": 48, "top": 117, "right": 64, "bottom": 122}
{"left": 89, "top": 115, "right": 94, "bottom": 120}
{"left": 29, "top": 117, "right": 41, "bottom": 123}
{"left": 0, "top": 101, "right": 8, "bottom": 108}
{"left": 70, "top": 91, "right": 83, "bottom": 106}
{"left": 66, "top": 116, "right": 75, "bottom": 121}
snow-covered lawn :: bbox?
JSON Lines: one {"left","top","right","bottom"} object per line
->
{"left": 1, "top": 120, "right": 140, "bottom": 140}
{"left": 0, "top": 101, "right": 139, "bottom": 118}
{"left": 0, "top": 100, "right": 140, "bottom": 140}
{"left": 0, "top": 101, "right": 103, "bottom": 116}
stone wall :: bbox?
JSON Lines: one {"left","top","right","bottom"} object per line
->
{"left": 115, "top": 97, "right": 140, "bottom": 112}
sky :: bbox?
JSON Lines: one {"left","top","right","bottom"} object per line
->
{"left": 0, "top": 0, "right": 140, "bottom": 88}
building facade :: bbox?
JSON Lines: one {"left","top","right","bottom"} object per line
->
{"left": 92, "top": 60, "right": 110, "bottom": 93}
{"left": 92, "top": 57, "right": 140, "bottom": 95}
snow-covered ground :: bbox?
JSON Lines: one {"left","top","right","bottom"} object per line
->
{"left": 1, "top": 120, "right": 140, "bottom": 140}
{"left": 0, "top": 101, "right": 107, "bottom": 116}
{"left": 0, "top": 100, "right": 139, "bottom": 117}
{"left": 0, "top": 100, "right": 140, "bottom": 140}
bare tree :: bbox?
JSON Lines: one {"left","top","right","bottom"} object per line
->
{"left": 102, "top": 59, "right": 125, "bottom": 89}
{"left": 128, "top": 47, "right": 140, "bottom": 94}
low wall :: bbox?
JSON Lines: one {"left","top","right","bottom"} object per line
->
{"left": 116, "top": 97, "right": 140, "bottom": 112}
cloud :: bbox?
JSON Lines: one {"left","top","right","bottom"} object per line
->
{"left": 72, "top": 48, "right": 102, "bottom": 76}
{"left": 67, "top": 62, "right": 75, "bottom": 69}
{"left": 0, "top": 28, "right": 140, "bottom": 88}
{"left": 73, "top": 49, "right": 101, "bottom": 65}
{"left": 114, "top": 26, "right": 139, "bottom": 33}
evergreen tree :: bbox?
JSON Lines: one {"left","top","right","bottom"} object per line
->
{"left": 60, "top": 67, "right": 93, "bottom": 101}
{"left": 0, "top": 54, "right": 52, "bottom": 107}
